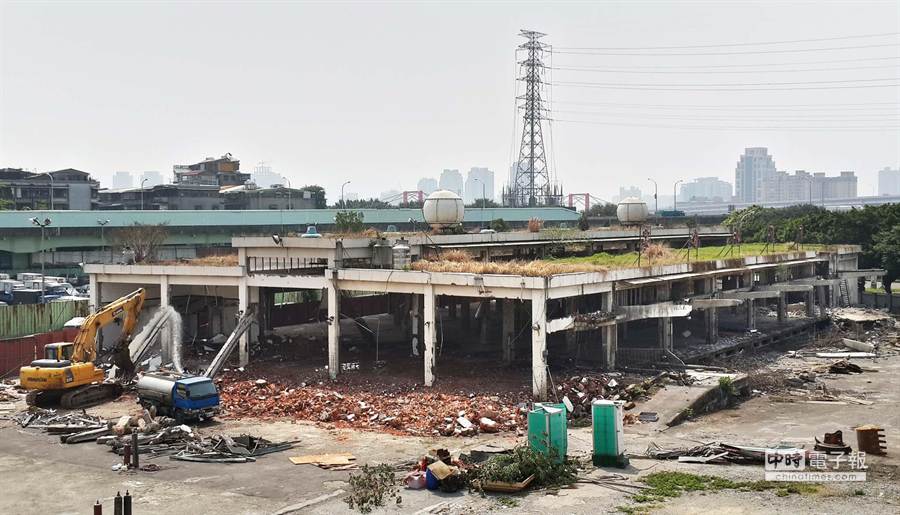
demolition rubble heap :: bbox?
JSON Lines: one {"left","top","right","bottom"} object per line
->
{"left": 216, "top": 371, "right": 688, "bottom": 436}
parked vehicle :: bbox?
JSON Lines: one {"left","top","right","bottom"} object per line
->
{"left": 136, "top": 372, "right": 220, "bottom": 422}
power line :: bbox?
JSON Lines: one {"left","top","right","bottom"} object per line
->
{"left": 550, "top": 56, "right": 900, "bottom": 70}
{"left": 554, "top": 31, "right": 900, "bottom": 51}
{"left": 549, "top": 64, "right": 899, "bottom": 74}
{"left": 553, "top": 118, "right": 900, "bottom": 131}
{"left": 551, "top": 109, "right": 900, "bottom": 122}
{"left": 551, "top": 80, "right": 900, "bottom": 91}
{"left": 549, "top": 100, "right": 900, "bottom": 110}
{"left": 551, "top": 43, "right": 898, "bottom": 57}
{"left": 554, "top": 77, "right": 898, "bottom": 87}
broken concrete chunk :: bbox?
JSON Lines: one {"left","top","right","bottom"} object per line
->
{"left": 457, "top": 416, "right": 473, "bottom": 429}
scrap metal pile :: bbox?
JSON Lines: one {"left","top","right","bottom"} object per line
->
{"left": 646, "top": 442, "right": 766, "bottom": 465}
{"left": 13, "top": 407, "right": 294, "bottom": 464}
{"left": 218, "top": 377, "right": 530, "bottom": 437}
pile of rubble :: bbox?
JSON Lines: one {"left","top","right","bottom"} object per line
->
{"left": 556, "top": 371, "right": 692, "bottom": 420}
{"left": 218, "top": 377, "right": 529, "bottom": 437}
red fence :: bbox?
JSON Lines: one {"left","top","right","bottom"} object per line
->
{"left": 0, "top": 328, "right": 78, "bottom": 378}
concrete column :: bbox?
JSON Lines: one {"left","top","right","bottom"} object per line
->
{"left": 848, "top": 279, "right": 861, "bottom": 306}
{"left": 461, "top": 300, "right": 471, "bottom": 332}
{"left": 705, "top": 308, "right": 719, "bottom": 345}
{"left": 602, "top": 325, "right": 617, "bottom": 370}
{"left": 602, "top": 291, "right": 616, "bottom": 370}
{"left": 88, "top": 274, "right": 100, "bottom": 312}
{"left": 658, "top": 317, "right": 673, "bottom": 352}
{"left": 160, "top": 275, "right": 170, "bottom": 308}
{"left": 745, "top": 299, "right": 756, "bottom": 330}
{"left": 423, "top": 284, "right": 436, "bottom": 386}
{"left": 816, "top": 285, "right": 827, "bottom": 313}
{"left": 531, "top": 289, "right": 548, "bottom": 401}
{"left": 830, "top": 285, "right": 838, "bottom": 307}
{"left": 410, "top": 293, "right": 420, "bottom": 357}
{"left": 502, "top": 299, "right": 515, "bottom": 364}
{"left": 806, "top": 290, "right": 816, "bottom": 317}
{"left": 238, "top": 277, "right": 250, "bottom": 367}
{"left": 564, "top": 298, "right": 577, "bottom": 356}
{"left": 479, "top": 300, "right": 489, "bottom": 346}
{"left": 326, "top": 271, "right": 341, "bottom": 379}
{"left": 777, "top": 293, "right": 786, "bottom": 324}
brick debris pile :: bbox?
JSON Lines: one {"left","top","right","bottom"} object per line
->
{"left": 217, "top": 375, "right": 532, "bottom": 437}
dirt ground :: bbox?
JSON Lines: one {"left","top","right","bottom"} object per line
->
{"left": 2, "top": 332, "right": 899, "bottom": 514}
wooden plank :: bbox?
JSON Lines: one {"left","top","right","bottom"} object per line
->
{"left": 289, "top": 453, "right": 355, "bottom": 465}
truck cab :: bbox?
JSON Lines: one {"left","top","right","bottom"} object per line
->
{"left": 136, "top": 373, "right": 220, "bottom": 422}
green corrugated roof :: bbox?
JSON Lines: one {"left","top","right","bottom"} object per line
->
{"left": 0, "top": 207, "right": 580, "bottom": 229}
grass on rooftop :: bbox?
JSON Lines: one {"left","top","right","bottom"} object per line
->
{"left": 411, "top": 243, "right": 825, "bottom": 277}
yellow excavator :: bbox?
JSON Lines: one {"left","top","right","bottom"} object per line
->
{"left": 20, "top": 288, "right": 146, "bottom": 408}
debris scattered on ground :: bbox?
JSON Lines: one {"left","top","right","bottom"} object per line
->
{"left": 827, "top": 360, "right": 864, "bottom": 374}
{"left": 646, "top": 442, "right": 766, "bottom": 464}
{"left": 12, "top": 407, "right": 112, "bottom": 443}
{"left": 814, "top": 430, "right": 852, "bottom": 454}
{"left": 344, "top": 463, "right": 402, "bottom": 514}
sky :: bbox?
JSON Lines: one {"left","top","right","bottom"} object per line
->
{"left": 1, "top": 0, "right": 899, "bottom": 203}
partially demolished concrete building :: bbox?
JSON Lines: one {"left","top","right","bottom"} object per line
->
{"left": 85, "top": 226, "right": 884, "bottom": 400}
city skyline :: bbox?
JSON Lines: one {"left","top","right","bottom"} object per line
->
{"left": 2, "top": 2, "right": 897, "bottom": 202}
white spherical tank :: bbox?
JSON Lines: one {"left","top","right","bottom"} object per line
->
{"left": 616, "top": 197, "right": 649, "bottom": 224}
{"left": 422, "top": 190, "right": 465, "bottom": 229}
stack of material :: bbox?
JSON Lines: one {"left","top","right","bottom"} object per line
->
{"left": 646, "top": 442, "right": 766, "bottom": 464}
{"left": 100, "top": 426, "right": 296, "bottom": 463}
{"left": 218, "top": 377, "right": 529, "bottom": 437}
{"left": 13, "top": 407, "right": 112, "bottom": 444}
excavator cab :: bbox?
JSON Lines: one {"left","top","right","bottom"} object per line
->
{"left": 29, "top": 342, "right": 76, "bottom": 368}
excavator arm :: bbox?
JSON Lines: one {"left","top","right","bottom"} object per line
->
{"left": 72, "top": 288, "right": 146, "bottom": 363}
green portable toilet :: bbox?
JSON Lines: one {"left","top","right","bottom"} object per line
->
{"left": 592, "top": 400, "right": 628, "bottom": 467}
{"left": 527, "top": 402, "right": 567, "bottom": 462}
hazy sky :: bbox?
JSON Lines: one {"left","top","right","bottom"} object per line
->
{"left": 2, "top": 1, "right": 899, "bottom": 202}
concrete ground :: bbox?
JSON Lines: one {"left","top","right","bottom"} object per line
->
{"left": 1, "top": 354, "right": 898, "bottom": 514}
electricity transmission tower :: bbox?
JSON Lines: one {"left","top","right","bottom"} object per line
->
{"left": 504, "top": 29, "right": 561, "bottom": 207}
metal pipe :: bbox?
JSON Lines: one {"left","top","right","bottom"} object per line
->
{"left": 131, "top": 432, "right": 139, "bottom": 469}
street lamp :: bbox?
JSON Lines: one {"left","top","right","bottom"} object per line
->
{"left": 472, "top": 177, "right": 486, "bottom": 229}
{"left": 97, "top": 219, "right": 110, "bottom": 263}
{"left": 673, "top": 179, "right": 683, "bottom": 212}
{"left": 647, "top": 178, "right": 658, "bottom": 214}
{"left": 341, "top": 180, "right": 351, "bottom": 210}
{"left": 285, "top": 179, "right": 292, "bottom": 210}
{"left": 30, "top": 217, "right": 52, "bottom": 303}
{"left": 140, "top": 178, "right": 149, "bottom": 210}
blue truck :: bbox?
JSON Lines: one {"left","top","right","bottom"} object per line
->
{"left": 135, "top": 373, "right": 220, "bottom": 422}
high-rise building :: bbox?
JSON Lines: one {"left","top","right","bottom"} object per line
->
{"left": 140, "top": 171, "right": 164, "bottom": 187}
{"left": 734, "top": 147, "right": 776, "bottom": 203}
{"left": 464, "top": 167, "right": 495, "bottom": 203}
{"left": 763, "top": 170, "right": 857, "bottom": 203}
{"left": 416, "top": 177, "right": 438, "bottom": 195}
{"left": 878, "top": 167, "right": 900, "bottom": 196}
{"left": 112, "top": 171, "right": 134, "bottom": 189}
{"left": 439, "top": 169, "right": 463, "bottom": 196}
{"left": 679, "top": 177, "right": 732, "bottom": 202}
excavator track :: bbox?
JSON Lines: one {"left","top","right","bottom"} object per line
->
{"left": 25, "top": 389, "right": 64, "bottom": 407}
{"left": 59, "top": 383, "right": 124, "bottom": 410}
